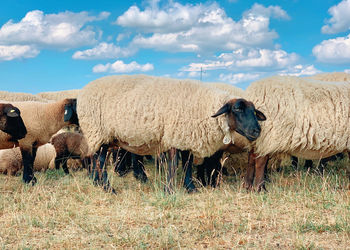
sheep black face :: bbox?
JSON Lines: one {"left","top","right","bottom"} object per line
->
{"left": 212, "top": 98, "right": 266, "bottom": 141}
{"left": 0, "top": 104, "right": 27, "bottom": 140}
{"left": 64, "top": 99, "right": 79, "bottom": 126}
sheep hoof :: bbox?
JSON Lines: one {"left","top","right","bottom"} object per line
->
{"left": 134, "top": 173, "right": 148, "bottom": 183}
{"left": 23, "top": 176, "right": 37, "bottom": 185}
{"left": 187, "top": 187, "right": 197, "bottom": 193}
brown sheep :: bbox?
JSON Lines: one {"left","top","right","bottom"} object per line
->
{"left": 50, "top": 132, "right": 89, "bottom": 174}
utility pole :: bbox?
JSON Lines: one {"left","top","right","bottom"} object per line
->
{"left": 200, "top": 67, "right": 203, "bottom": 81}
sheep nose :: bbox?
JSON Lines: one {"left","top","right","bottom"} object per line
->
{"left": 251, "top": 127, "right": 261, "bottom": 137}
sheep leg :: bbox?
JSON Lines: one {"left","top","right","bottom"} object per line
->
{"left": 132, "top": 154, "right": 148, "bottom": 183}
{"left": 61, "top": 157, "right": 70, "bottom": 175}
{"left": 180, "top": 150, "right": 196, "bottom": 192}
{"left": 291, "top": 156, "right": 298, "bottom": 170}
{"left": 21, "top": 147, "right": 37, "bottom": 185}
{"left": 197, "top": 164, "right": 207, "bottom": 186}
{"left": 94, "top": 144, "right": 114, "bottom": 193}
{"left": 54, "top": 155, "right": 62, "bottom": 170}
{"left": 115, "top": 148, "right": 131, "bottom": 176}
{"left": 208, "top": 151, "right": 224, "bottom": 188}
{"left": 254, "top": 155, "right": 269, "bottom": 192}
{"left": 244, "top": 150, "right": 256, "bottom": 190}
{"left": 165, "top": 148, "right": 178, "bottom": 194}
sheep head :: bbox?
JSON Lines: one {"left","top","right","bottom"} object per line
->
{"left": 212, "top": 98, "right": 266, "bottom": 141}
{"left": 0, "top": 103, "right": 27, "bottom": 140}
{"left": 64, "top": 99, "right": 79, "bottom": 126}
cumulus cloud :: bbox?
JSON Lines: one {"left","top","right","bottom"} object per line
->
{"left": 345, "top": 69, "right": 350, "bottom": 73}
{"left": 0, "top": 10, "right": 109, "bottom": 50}
{"left": 116, "top": 2, "right": 290, "bottom": 53}
{"left": 219, "top": 73, "right": 260, "bottom": 84}
{"left": 312, "top": 34, "right": 350, "bottom": 63}
{"left": 321, "top": 0, "right": 350, "bottom": 34}
{"left": 0, "top": 45, "right": 39, "bottom": 61}
{"left": 92, "top": 60, "right": 154, "bottom": 73}
{"left": 72, "top": 42, "right": 136, "bottom": 59}
{"left": 183, "top": 48, "right": 298, "bottom": 72}
{"left": 278, "top": 64, "right": 321, "bottom": 77}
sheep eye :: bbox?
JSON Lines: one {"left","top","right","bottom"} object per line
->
{"left": 233, "top": 107, "right": 242, "bottom": 112}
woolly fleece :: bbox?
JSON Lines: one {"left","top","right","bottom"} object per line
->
{"left": 0, "top": 143, "right": 56, "bottom": 175}
{"left": 37, "top": 90, "right": 80, "bottom": 101}
{"left": 246, "top": 75, "right": 350, "bottom": 158}
{"left": 78, "top": 75, "right": 243, "bottom": 158}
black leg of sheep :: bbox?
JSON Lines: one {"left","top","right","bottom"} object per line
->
{"left": 21, "top": 146, "right": 38, "bottom": 185}
{"left": 132, "top": 153, "right": 148, "bottom": 183}
{"left": 92, "top": 144, "right": 116, "bottom": 194}
{"left": 180, "top": 150, "right": 196, "bottom": 192}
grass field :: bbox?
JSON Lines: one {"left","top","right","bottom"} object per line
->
{"left": 0, "top": 159, "right": 349, "bottom": 249}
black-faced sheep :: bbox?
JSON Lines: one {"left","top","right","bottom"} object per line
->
{"left": 245, "top": 75, "right": 350, "bottom": 190}
{"left": 77, "top": 75, "right": 266, "bottom": 192}
{"left": 8, "top": 99, "right": 78, "bottom": 184}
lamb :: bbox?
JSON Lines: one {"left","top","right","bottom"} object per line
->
{"left": 37, "top": 89, "right": 80, "bottom": 101}
{"left": 5, "top": 98, "right": 78, "bottom": 184}
{"left": 0, "top": 143, "right": 56, "bottom": 175}
{"left": 0, "top": 103, "right": 27, "bottom": 148}
{"left": 77, "top": 74, "right": 266, "bottom": 192}
{"left": 245, "top": 75, "right": 350, "bottom": 190}
{"left": 50, "top": 131, "right": 89, "bottom": 174}
{"left": 0, "top": 91, "right": 50, "bottom": 102}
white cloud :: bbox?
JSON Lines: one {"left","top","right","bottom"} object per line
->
{"left": 321, "top": 0, "right": 350, "bottom": 34}
{"left": 183, "top": 48, "right": 298, "bottom": 72}
{"left": 279, "top": 64, "right": 321, "bottom": 77}
{"left": 0, "top": 45, "right": 39, "bottom": 61}
{"left": 116, "top": 2, "right": 290, "bottom": 53}
{"left": 92, "top": 60, "right": 154, "bottom": 73}
{"left": 345, "top": 69, "right": 350, "bottom": 73}
{"left": 0, "top": 10, "right": 109, "bottom": 50}
{"left": 219, "top": 73, "right": 260, "bottom": 84}
{"left": 312, "top": 34, "right": 350, "bottom": 63}
{"left": 72, "top": 42, "right": 136, "bottom": 59}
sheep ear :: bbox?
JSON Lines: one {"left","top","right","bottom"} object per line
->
{"left": 6, "top": 109, "right": 19, "bottom": 118}
{"left": 255, "top": 109, "right": 266, "bottom": 121}
{"left": 212, "top": 103, "right": 230, "bottom": 118}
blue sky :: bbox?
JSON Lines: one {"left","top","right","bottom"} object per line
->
{"left": 0, "top": 0, "right": 349, "bottom": 93}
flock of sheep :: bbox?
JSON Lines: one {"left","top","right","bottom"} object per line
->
{"left": 0, "top": 72, "right": 349, "bottom": 193}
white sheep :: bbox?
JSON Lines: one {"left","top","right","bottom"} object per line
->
{"left": 77, "top": 75, "right": 266, "bottom": 191}
{"left": 0, "top": 91, "right": 50, "bottom": 102}
{"left": 4, "top": 98, "right": 78, "bottom": 184}
{"left": 245, "top": 75, "right": 350, "bottom": 190}
{"left": 305, "top": 72, "right": 350, "bottom": 82}
{"left": 0, "top": 103, "right": 27, "bottom": 149}
{"left": 36, "top": 89, "right": 80, "bottom": 101}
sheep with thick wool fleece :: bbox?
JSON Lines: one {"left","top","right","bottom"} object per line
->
{"left": 3, "top": 99, "right": 78, "bottom": 183}
{"left": 77, "top": 75, "right": 264, "bottom": 159}
{"left": 305, "top": 72, "right": 350, "bottom": 82}
{"left": 0, "top": 143, "right": 56, "bottom": 175}
{"left": 36, "top": 89, "right": 80, "bottom": 101}
{"left": 0, "top": 91, "right": 50, "bottom": 102}
{"left": 246, "top": 75, "right": 350, "bottom": 159}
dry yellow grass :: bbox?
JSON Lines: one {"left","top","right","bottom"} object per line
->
{"left": 0, "top": 160, "right": 349, "bottom": 249}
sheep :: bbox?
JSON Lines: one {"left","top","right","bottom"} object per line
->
{"left": 0, "top": 143, "right": 56, "bottom": 176}
{"left": 77, "top": 75, "right": 266, "bottom": 192}
{"left": 245, "top": 75, "right": 350, "bottom": 190}
{"left": 5, "top": 98, "right": 78, "bottom": 184}
{"left": 305, "top": 72, "right": 350, "bottom": 82}
{"left": 0, "top": 103, "right": 27, "bottom": 148}
{"left": 0, "top": 91, "right": 50, "bottom": 102}
{"left": 50, "top": 131, "right": 89, "bottom": 174}
{"left": 36, "top": 89, "right": 80, "bottom": 101}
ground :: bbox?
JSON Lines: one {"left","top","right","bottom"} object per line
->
{"left": 0, "top": 159, "right": 349, "bottom": 249}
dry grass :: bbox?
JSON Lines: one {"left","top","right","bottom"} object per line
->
{"left": 0, "top": 159, "right": 349, "bottom": 249}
